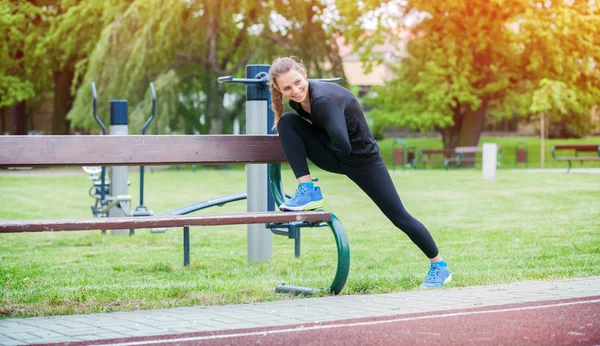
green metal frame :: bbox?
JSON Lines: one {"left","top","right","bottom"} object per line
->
{"left": 178, "top": 163, "right": 350, "bottom": 295}
{"left": 268, "top": 163, "right": 351, "bottom": 295}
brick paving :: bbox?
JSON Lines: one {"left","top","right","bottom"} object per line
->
{"left": 0, "top": 276, "right": 598, "bottom": 345}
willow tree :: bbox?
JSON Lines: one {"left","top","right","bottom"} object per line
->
{"left": 340, "top": 0, "right": 600, "bottom": 147}
{"left": 37, "top": 0, "right": 128, "bottom": 134}
{"left": 68, "top": 0, "right": 346, "bottom": 135}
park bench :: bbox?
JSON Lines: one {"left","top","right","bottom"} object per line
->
{"left": 413, "top": 146, "right": 503, "bottom": 170}
{"left": 0, "top": 134, "right": 350, "bottom": 295}
{"left": 551, "top": 144, "right": 600, "bottom": 172}
{"left": 414, "top": 148, "right": 457, "bottom": 170}
{"left": 453, "top": 146, "right": 503, "bottom": 168}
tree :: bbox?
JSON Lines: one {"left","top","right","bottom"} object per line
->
{"left": 68, "top": 0, "right": 347, "bottom": 135}
{"left": 0, "top": 1, "right": 127, "bottom": 135}
{"left": 0, "top": 1, "right": 41, "bottom": 134}
{"left": 0, "top": 1, "right": 36, "bottom": 107}
{"left": 342, "top": 0, "right": 600, "bottom": 147}
{"left": 39, "top": 0, "right": 128, "bottom": 134}
{"left": 530, "top": 78, "right": 581, "bottom": 166}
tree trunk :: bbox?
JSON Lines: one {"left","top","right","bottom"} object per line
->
{"left": 441, "top": 125, "right": 459, "bottom": 150}
{"left": 458, "top": 100, "right": 489, "bottom": 166}
{"left": 206, "top": 1, "right": 223, "bottom": 134}
{"left": 458, "top": 106, "right": 486, "bottom": 146}
{"left": 10, "top": 101, "right": 27, "bottom": 135}
{"left": 207, "top": 76, "right": 223, "bottom": 134}
{"left": 0, "top": 107, "right": 6, "bottom": 134}
{"left": 326, "top": 36, "right": 348, "bottom": 85}
{"left": 440, "top": 107, "right": 464, "bottom": 150}
{"left": 52, "top": 66, "right": 75, "bottom": 135}
{"left": 440, "top": 99, "right": 489, "bottom": 165}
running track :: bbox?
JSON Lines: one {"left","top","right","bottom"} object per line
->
{"left": 36, "top": 296, "right": 599, "bottom": 346}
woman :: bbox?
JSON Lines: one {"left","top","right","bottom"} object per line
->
{"left": 268, "top": 56, "right": 451, "bottom": 288}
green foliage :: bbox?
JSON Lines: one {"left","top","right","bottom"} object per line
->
{"left": 530, "top": 79, "right": 580, "bottom": 115}
{"left": 0, "top": 1, "right": 127, "bottom": 130}
{"left": 0, "top": 0, "right": 39, "bottom": 106}
{"left": 530, "top": 79, "right": 589, "bottom": 138}
{"left": 2, "top": 0, "right": 347, "bottom": 134}
{"left": 68, "top": 0, "right": 186, "bottom": 132}
{"left": 0, "top": 75, "right": 34, "bottom": 108}
{"left": 345, "top": 0, "right": 600, "bottom": 143}
{"left": 67, "top": 0, "right": 347, "bottom": 134}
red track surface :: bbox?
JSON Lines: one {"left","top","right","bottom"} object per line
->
{"left": 41, "top": 296, "right": 600, "bottom": 346}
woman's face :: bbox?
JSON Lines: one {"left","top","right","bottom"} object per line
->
{"left": 275, "top": 69, "right": 309, "bottom": 104}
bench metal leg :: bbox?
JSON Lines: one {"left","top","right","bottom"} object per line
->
{"left": 276, "top": 213, "right": 350, "bottom": 295}
{"left": 183, "top": 226, "right": 190, "bottom": 266}
{"left": 286, "top": 225, "right": 301, "bottom": 258}
{"left": 269, "top": 163, "right": 350, "bottom": 295}
{"left": 294, "top": 227, "right": 301, "bottom": 258}
{"left": 328, "top": 213, "right": 350, "bottom": 294}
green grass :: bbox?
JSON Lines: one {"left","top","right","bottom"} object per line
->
{"left": 1, "top": 137, "right": 599, "bottom": 319}
{"left": 378, "top": 135, "right": 600, "bottom": 169}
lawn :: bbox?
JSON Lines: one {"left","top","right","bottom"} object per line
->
{"left": 0, "top": 137, "right": 599, "bottom": 319}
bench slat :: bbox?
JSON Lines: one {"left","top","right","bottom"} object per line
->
{"left": 454, "top": 146, "right": 481, "bottom": 153}
{"left": 420, "top": 149, "right": 456, "bottom": 155}
{"left": 420, "top": 158, "right": 449, "bottom": 163}
{"left": 0, "top": 212, "right": 331, "bottom": 233}
{"left": 554, "top": 156, "right": 600, "bottom": 161}
{"left": 455, "top": 146, "right": 501, "bottom": 154}
{"left": 0, "top": 135, "right": 286, "bottom": 167}
{"left": 553, "top": 144, "right": 600, "bottom": 152}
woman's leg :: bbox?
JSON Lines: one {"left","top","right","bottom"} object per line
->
{"left": 341, "top": 156, "right": 439, "bottom": 259}
{"left": 277, "top": 113, "right": 343, "bottom": 177}
{"left": 276, "top": 113, "right": 343, "bottom": 210}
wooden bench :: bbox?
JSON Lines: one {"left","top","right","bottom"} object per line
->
{"left": 414, "top": 149, "right": 457, "bottom": 170}
{"left": 0, "top": 135, "right": 350, "bottom": 295}
{"left": 551, "top": 144, "right": 600, "bottom": 172}
{"left": 414, "top": 146, "right": 503, "bottom": 170}
{"left": 453, "top": 146, "right": 503, "bottom": 168}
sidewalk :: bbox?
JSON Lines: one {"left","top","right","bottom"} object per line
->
{"left": 0, "top": 276, "right": 598, "bottom": 345}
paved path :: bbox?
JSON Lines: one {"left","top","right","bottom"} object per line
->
{"left": 0, "top": 276, "right": 598, "bottom": 345}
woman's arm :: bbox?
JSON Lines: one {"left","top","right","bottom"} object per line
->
{"left": 314, "top": 97, "right": 352, "bottom": 157}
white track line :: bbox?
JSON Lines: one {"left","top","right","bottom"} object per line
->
{"left": 101, "top": 299, "right": 600, "bottom": 346}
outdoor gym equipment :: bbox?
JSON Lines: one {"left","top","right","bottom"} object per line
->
{"left": 218, "top": 65, "right": 278, "bottom": 262}
{"left": 86, "top": 83, "right": 157, "bottom": 234}
{"left": 133, "top": 83, "right": 157, "bottom": 218}
{"left": 86, "top": 83, "right": 132, "bottom": 223}
{"left": 85, "top": 65, "right": 343, "bottom": 264}
{"left": 217, "top": 65, "right": 343, "bottom": 263}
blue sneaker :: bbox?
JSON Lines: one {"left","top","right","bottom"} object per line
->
{"left": 420, "top": 261, "right": 452, "bottom": 288}
{"left": 279, "top": 184, "right": 324, "bottom": 211}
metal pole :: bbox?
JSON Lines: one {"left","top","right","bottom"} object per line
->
{"left": 540, "top": 113, "right": 545, "bottom": 169}
{"left": 133, "top": 83, "right": 156, "bottom": 218}
{"left": 109, "top": 100, "right": 130, "bottom": 235}
{"left": 245, "top": 64, "right": 273, "bottom": 262}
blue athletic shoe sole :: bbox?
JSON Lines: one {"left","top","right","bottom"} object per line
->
{"left": 279, "top": 199, "right": 324, "bottom": 211}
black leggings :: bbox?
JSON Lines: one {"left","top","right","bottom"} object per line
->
{"left": 278, "top": 113, "right": 439, "bottom": 259}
